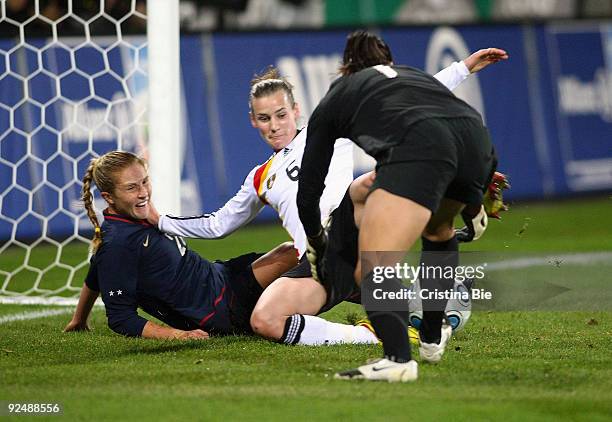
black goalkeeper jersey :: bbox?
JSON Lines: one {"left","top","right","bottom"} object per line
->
{"left": 297, "top": 64, "right": 483, "bottom": 237}
{"left": 85, "top": 211, "right": 230, "bottom": 337}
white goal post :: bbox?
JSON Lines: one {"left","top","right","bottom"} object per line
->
{"left": 0, "top": 0, "right": 181, "bottom": 305}
{"left": 147, "top": 0, "right": 181, "bottom": 216}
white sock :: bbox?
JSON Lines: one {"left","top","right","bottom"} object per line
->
{"left": 281, "top": 314, "right": 378, "bottom": 345}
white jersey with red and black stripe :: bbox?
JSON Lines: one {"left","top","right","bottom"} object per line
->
{"left": 159, "top": 128, "right": 354, "bottom": 257}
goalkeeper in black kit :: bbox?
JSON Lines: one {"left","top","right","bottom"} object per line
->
{"left": 297, "top": 30, "right": 508, "bottom": 382}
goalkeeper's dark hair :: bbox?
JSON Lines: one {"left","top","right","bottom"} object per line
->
{"left": 340, "top": 30, "right": 393, "bottom": 76}
{"left": 82, "top": 151, "right": 147, "bottom": 253}
{"left": 249, "top": 66, "right": 295, "bottom": 110}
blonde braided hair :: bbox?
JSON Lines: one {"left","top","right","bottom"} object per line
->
{"left": 81, "top": 151, "right": 146, "bottom": 253}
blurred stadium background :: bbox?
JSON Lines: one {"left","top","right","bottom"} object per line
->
{"left": 0, "top": 0, "right": 610, "bottom": 303}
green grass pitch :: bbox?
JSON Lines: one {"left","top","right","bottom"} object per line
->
{"left": 1, "top": 196, "right": 611, "bottom": 420}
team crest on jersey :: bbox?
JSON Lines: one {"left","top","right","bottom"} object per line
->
{"left": 266, "top": 173, "right": 276, "bottom": 190}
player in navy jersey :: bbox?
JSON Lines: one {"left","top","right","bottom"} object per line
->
{"left": 63, "top": 151, "right": 297, "bottom": 339}
{"left": 297, "top": 31, "right": 506, "bottom": 381}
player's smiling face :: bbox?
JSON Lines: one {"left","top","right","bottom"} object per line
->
{"left": 250, "top": 90, "right": 300, "bottom": 151}
{"left": 102, "top": 163, "right": 152, "bottom": 220}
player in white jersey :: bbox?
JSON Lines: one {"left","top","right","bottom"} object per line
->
{"left": 147, "top": 49, "right": 508, "bottom": 346}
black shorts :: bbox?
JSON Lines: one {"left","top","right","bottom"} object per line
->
{"left": 282, "top": 192, "right": 361, "bottom": 314}
{"left": 371, "top": 117, "right": 495, "bottom": 212}
{"left": 216, "top": 252, "right": 265, "bottom": 334}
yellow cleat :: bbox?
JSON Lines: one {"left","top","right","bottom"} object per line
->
{"left": 408, "top": 326, "right": 420, "bottom": 347}
{"left": 356, "top": 318, "right": 420, "bottom": 346}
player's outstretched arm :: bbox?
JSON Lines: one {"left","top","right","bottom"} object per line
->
{"left": 63, "top": 283, "right": 99, "bottom": 332}
{"left": 152, "top": 170, "right": 264, "bottom": 239}
{"left": 141, "top": 321, "right": 209, "bottom": 340}
{"left": 463, "top": 48, "right": 509, "bottom": 74}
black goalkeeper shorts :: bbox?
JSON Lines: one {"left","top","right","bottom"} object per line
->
{"left": 282, "top": 191, "right": 361, "bottom": 314}
{"left": 371, "top": 117, "right": 496, "bottom": 212}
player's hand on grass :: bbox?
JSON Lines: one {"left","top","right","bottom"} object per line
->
{"left": 484, "top": 172, "right": 510, "bottom": 219}
{"left": 456, "top": 204, "right": 488, "bottom": 243}
{"left": 306, "top": 226, "right": 328, "bottom": 282}
{"left": 464, "top": 48, "right": 509, "bottom": 74}
{"left": 175, "top": 329, "right": 209, "bottom": 340}
{"left": 63, "top": 319, "right": 91, "bottom": 332}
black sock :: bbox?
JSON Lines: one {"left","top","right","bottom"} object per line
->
{"left": 366, "top": 310, "right": 411, "bottom": 362}
{"left": 361, "top": 270, "right": 411, "bottom": 362}
{"left": 420, "top": 235, "right": 458, "bottom": 344}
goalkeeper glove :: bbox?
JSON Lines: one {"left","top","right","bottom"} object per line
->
{"left": 456, "top": 171, "right": 510, "bottom": 242}
{"left": 484, "top": 171, "right": 510, "bottom": 219}
{"left": 306, "top": 226, "right": 328, "bottom": 283}
{"left": 456, "top": 204, "right": 488, "bottom": 243}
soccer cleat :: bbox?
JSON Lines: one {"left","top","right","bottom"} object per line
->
{"left": 484, "top": 171, "right": 510, "bottom": 219}
{"left": 419, "top": 324, "right": 452, "bottom": 364}
{"left": 334, "top": 358, "right": 418, "bottom": 382}
{"left": 356, "top": 318, "right": 420, "bottom": 346}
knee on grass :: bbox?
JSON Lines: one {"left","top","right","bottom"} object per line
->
{"left": 250, "top": 308, "right": 286, "bottom": 341}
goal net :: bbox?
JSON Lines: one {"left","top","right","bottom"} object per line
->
{"left": 0, "top": 0, "right": 175, "bottom": 305}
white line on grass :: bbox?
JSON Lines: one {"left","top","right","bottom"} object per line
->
{"left": 485, "top": 251, "right": 612, "bottom": 271}
{"left": 0, "top": 308, "right": 74, "bottom": 325}
{"left": 0, "top": 297, "right": 104, "bottom": 306}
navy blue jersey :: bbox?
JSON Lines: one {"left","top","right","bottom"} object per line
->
{"left": 85, "top": 211, "right": 238, "bottom": 337}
